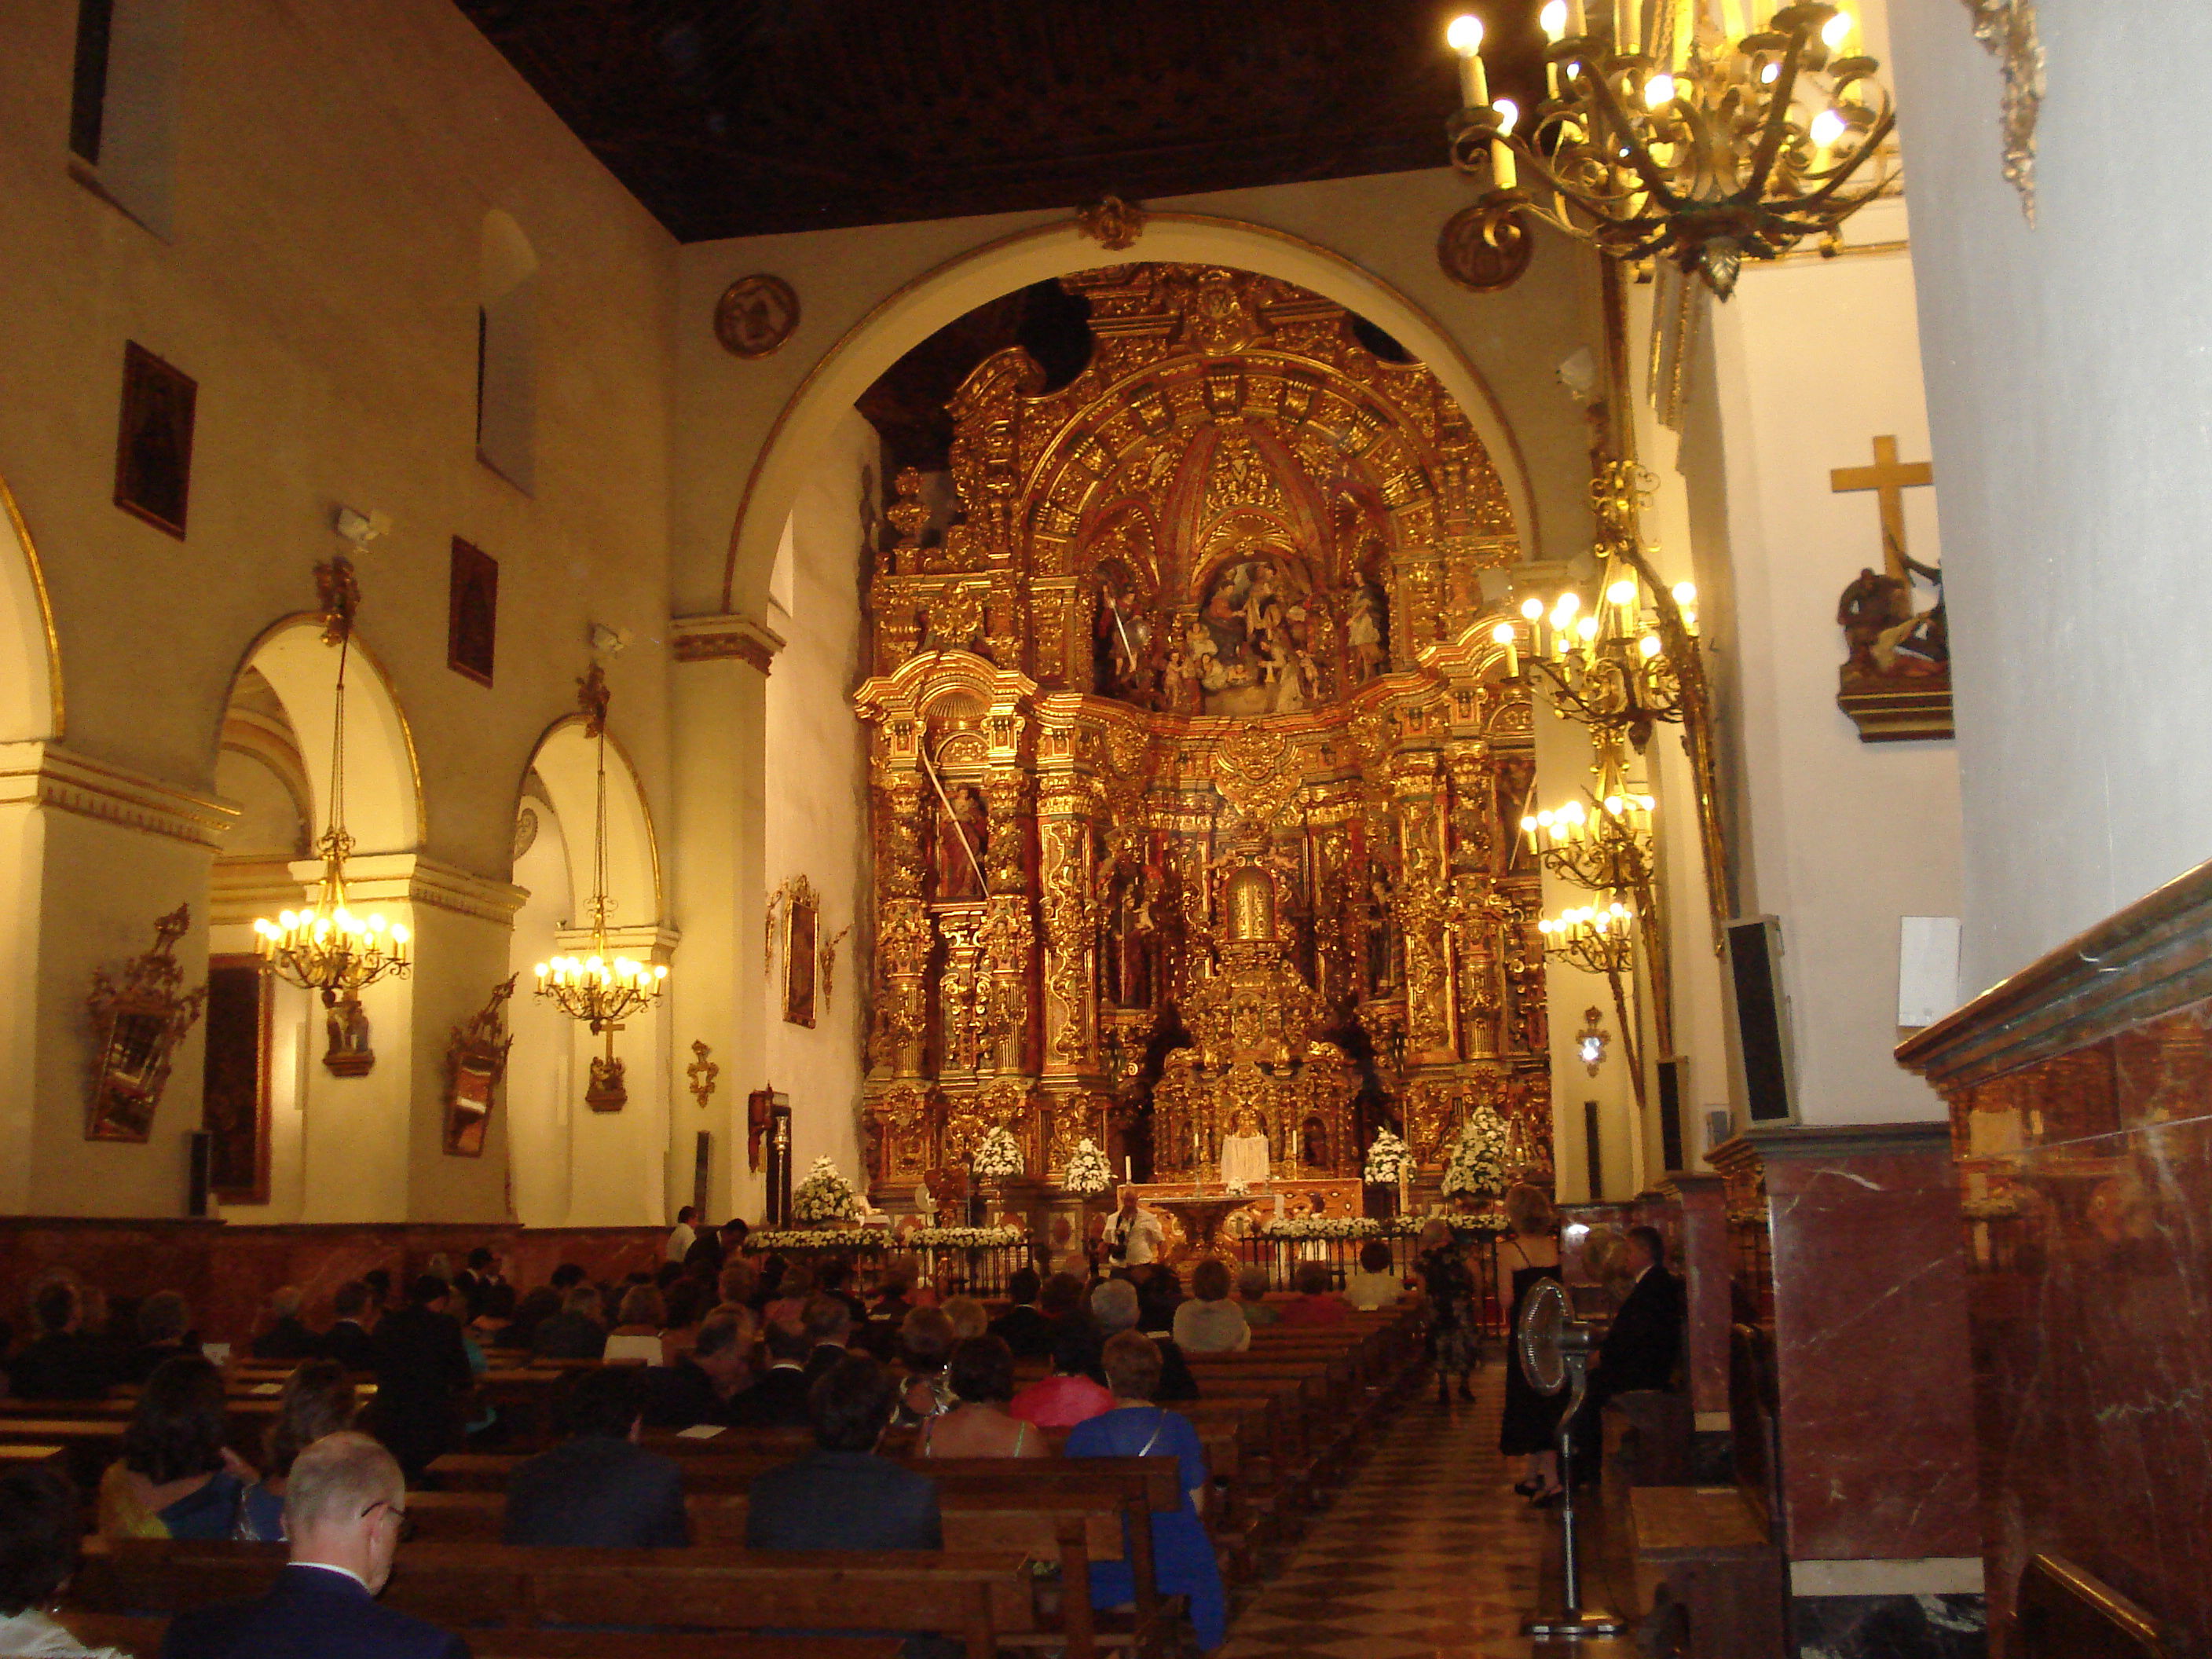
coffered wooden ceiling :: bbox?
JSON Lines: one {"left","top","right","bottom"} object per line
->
{"left": 452, "top": 1, "right": 1546, "bottom": 243}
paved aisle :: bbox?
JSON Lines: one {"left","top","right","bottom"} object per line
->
{"left": 1219, "top": 1360, "right": 1631, "bottom": 1659}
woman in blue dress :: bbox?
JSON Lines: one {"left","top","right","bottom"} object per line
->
{"left": 1064, "top": 1330, "right": 1227, "bottom": 1653}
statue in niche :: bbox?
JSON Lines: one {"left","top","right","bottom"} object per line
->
{"left": 1093, "top": 566, "right": 1155, "bottom": 704}
{"left": 936, "top": 786, "right": 988, "bottom": 901}
{"left": 1364, "top": 865, "right": 1401, "bottom": 994}
{"left": 1346, "top": 579, "right": 1389, "bottom": 682}
{"left": 1220, "top": 1105, "right": 1271, "bottom": 1189}
{"left": 1300, "top": 1115, "right": 1328, "bottom": 1172}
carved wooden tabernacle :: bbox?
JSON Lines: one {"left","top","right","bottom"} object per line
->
{"left": 854, "top": 264, "right": 1551, "bottom": 1203}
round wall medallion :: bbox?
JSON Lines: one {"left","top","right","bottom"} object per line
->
{"left": 714, "top": 274, "right": 800, "bottom": 358}
{"left": 1437, "top": 203, "right": 1533, "bottom": 294}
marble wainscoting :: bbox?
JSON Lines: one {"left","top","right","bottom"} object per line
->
{"left": 1901, "top": 859, "right": 2212, "bottom": 1656}
{"left": 1710, "top": 1123, "right": 1985, "bottom": 1659}
{"left": 0, "top": 1219, "right": 666, "bottom": 1343}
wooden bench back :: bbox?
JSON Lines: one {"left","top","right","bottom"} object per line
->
{"left": 73, "top": 1538, "right": 1029, "bottom": 1659}
{"left": 2016, "top": 1555, "right": 2174, "bottom": 1659}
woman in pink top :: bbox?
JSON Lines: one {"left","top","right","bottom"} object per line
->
{"left": 1009, "top": 1323, "right": 1112, "bottom": 1430}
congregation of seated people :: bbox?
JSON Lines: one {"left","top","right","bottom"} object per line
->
{"left": 0, "top": 1214, "right": 1580, "bottom": 1659}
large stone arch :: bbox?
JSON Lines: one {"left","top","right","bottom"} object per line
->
{"left": 0, "top": 472, "right": 65, "bottom": 743}
{"left": 517, "top": 714, "right": 663, "bottom": 932}
{"left": 224, "top": 616, "right": 422, "bottom": 855}
{"left": 720, "top": 213, "right": 1540, "bottom": 617}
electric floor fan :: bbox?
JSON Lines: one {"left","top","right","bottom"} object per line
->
{"left": 1517, "top": 1277, "right": 1628, "bottom": 1639}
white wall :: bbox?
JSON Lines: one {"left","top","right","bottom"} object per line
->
{"left": 0, "top": 0, "right": 678, "bottom": 1214}
{"left": 1887, "top": 0, "right": 2212, "bottom": 993}
{"left": 1678, "top": 198, "right": 1960, "bottom": 1124}
{"left": 762, "top": 412, "right": 873, "bottom": 1192}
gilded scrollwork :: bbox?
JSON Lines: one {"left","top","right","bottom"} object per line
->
{"left": 852, "top": 264, "right": 1551, "bottom": 1207}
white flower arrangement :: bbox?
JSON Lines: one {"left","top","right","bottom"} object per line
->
{"left": 1363, "top": 1129, "right": 1413, "bottom": 1187}
{"left": 1258, "top": 1216, "right": 1385, "bottom": 1241}
{"left": 971, "top": 1125, "right": 1027, "bottom": 1181}
{"left": 1440, "top": 1104, "right": 1510, "bottom": 1201}
{"left": 749, "top": 1227, "right": 879, "bottom": 1252}
{"left": 907, "top": 1225, "right": 1027, "bottom": 1249}
{"left": 791, "top": 1155, "right": 861, "bottom": 1224}
{"left": 1063, "top": 1137, "right": 1113, "bottom": 1197}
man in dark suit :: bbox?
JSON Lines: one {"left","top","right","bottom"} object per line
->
{"left": 987, "top": 1268, "right": 1053, "bottom": 1360}
{"left": 734, "top": 1321, "right": 815, "bottom": 1428}
{"left": 369, "top": 1276, "right": 475, "bottom": 1478}
{"left": 322, "top": 1282, "right": 378, "bottom": 1374}
{"left": 747, "top": 1353, "right": 940, "bottom": 1551}
{"left": 503, "top": 1368, "right": 688, "bottom": 1547}
{"left": 7, "top": 1280, "right": 114, "bottom": 1400}
{"left": 251, "top": 1286, "right": 325, "bottom": 1362}
{"left": 1590, "top": 1225, "right": 1686, "bottom": 1406}
{"left": 643, "top": 1309, "right": 754, "bottom": 1430}
{"left": 800, "top": 1295, "right": 854, "bottom": 1386}
{"left": 529, "top": 1287, "right": 608, "bottom": 1361}
{"left": 161, "top": 1430, "right": 467, "bottom": 1658}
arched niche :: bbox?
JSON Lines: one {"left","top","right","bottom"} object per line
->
{"left": 722, "top": 214, "right": 1538, "bottom": 617}
{"left": 518, "top": 716, "right": 661, "bottom": 931}
{"left": 0, "top": 473, "right": 65, "bottom": 743}
{"left": 224, "top": 617, "right": 422, "bottom": 854}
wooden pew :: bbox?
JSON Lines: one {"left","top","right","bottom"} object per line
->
{"left": 71, "top": 1538, "right": 1031, "bottom": 1659}
{"left": 404, "top": 1485, "right": 1133, "bottom": 1659}
{"left": 420, "top": 1452, "right": 1181, "bottom": 1658}
{"left": 56, "top": 1610, "right": 903, "bottom": 1659}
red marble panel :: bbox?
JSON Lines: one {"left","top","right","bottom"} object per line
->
{"left": 1757, "top": 1132, "right": 1979, "bottom": 1562}
{"left": 1953, "top": 1002, "right": 2212, "bottom": 1648}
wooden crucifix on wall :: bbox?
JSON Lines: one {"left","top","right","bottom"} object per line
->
{"left": 1830, "top": 434, "right": 1952, "bottom": 742}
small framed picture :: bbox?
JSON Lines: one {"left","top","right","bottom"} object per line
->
{"left": 448, "top": 537, "right": 498, "bottom": 687}
{"left": 114, "top": 342, "right": 197, "bottom": 539}
{"left": 782, "top": 888, "right": 818, "bottom": 1028}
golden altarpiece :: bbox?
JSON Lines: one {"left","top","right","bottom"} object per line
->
{"left": 854, "top": 266, "right": 1553, "bottom": 1217}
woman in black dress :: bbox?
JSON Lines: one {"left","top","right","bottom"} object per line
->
{"left": 1496, "top": 1183, "right": 1566, "bottom": 1503}
{"left": 1415, "top": 1219, "right": 1480, "bottom": 1404}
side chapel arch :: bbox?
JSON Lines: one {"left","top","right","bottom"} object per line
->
{"left": 0, "top": 472, "right": 65, "bottom": 743}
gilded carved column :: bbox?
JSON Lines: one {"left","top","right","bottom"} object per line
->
{"left": 1391, "top": 750, "right": 1452, "bottom": 1062}
{"left": 872, "top": 774, "right": 931, "bottom": 1080}
{"left": 1037, "top": 776, "right": 1100, "bottom": 1080}
{"left": 980, "top": 771, "right": 1034, "bottom": 1076}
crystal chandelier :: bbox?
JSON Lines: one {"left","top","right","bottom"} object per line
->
{"left": 252, "top": 556, "right": 411, "bottom": 1076}
{"left": 1445, "top": 0, "right": 1896, "bottom": 295}
{"left": 534, "top": 667, "right": 665, "bottom": 1112}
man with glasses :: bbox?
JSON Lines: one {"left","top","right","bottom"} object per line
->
{"left": 161, "top": 1430, "right": 465, "bottom": 1657}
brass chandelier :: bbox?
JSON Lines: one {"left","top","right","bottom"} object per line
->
{"left": 252, "top": 556, "right": 411, "bottom": 1076}
{"left": 1444, "top": 0, "right": 1896, "bottom": 295}
{"left": 534, "top": 667, "right": 665, "bottom": 1112}
{"left": 1506, "top": 460, "right": 1700, "bottom": 754}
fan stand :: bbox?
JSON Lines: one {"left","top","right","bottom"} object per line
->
{"left": 1517, "top": 1293, "right": 1628, "bottom": 1640}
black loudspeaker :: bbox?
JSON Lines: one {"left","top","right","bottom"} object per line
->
{"left": 693, "top": 1131, "right": 712, "bottom": 1221}
{"left": 1583, "top": 1098, "right": 1604, "bottom": 1201}
{"left": 1657, "top": 1057, "right": 1686, "bottom": 1173}
{"left": 1724, "top": 915, "right": 1799, "bottom": 1126}
{"left": 185, "top": 1130, "right": 211, "bottom": 1217}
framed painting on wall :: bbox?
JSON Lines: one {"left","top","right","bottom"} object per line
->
{"left": 447, "top": 537, "right": 498, "bottom": 687}
{"left": 200, "top": 955, "right": 272, "bottom": 1204}
{"left": 114, "top": 341, "right": 197, "bottom": 539}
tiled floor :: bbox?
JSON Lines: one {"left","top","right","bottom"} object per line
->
{"left": 1219, "top": 1361, "right": 1634, "bottom": 1659}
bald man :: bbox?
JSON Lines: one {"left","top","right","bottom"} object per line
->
{"left": 161, "top": 1431, "right": 466, "bottom": 1658}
